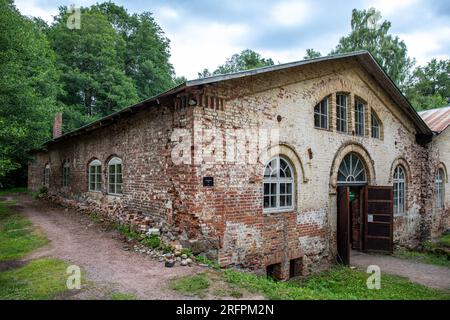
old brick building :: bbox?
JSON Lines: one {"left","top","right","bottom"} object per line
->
{"left": 28, "top": 51, "right": 449, "bottom": 280}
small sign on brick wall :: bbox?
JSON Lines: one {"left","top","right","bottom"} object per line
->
{"left": 203, "top": 177, "right": 214, "bottom": 187}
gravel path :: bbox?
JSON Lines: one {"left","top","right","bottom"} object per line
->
{"left": 351, "top": 250, "right": 450, "bottom": 290}
{"left": 6, "top": 194, "right": 204, "bottom": 300}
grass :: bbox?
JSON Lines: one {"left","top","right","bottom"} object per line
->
{"left": 195, "top": 254, "right": 220, "bottom": 269}
{"left": 110, "top": 292, "right": 137, "bottom": 300}
{"left": 170, "top": 273, "right": 210, "bottom": 297}
{"left": 0, "top": 258, "right": 73, "bottom": 300}
{"left": 395, "top": 248, "right": 450, "bottom": 268}
{"left": 0, "top": 200, "right": 48, "bottom": 261}
{"left": 222, "top": 266, "right": 450, "bottom": 300}
{"left": 0, "top": 187, "right": 28, "bottom": 197}
{"left": 439, "top": 234, "right": 450, "bottom": 247}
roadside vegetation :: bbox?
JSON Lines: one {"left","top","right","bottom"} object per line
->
{"left": 170, "top": 266, "right": 449, "bottom": 300}
{"left": 394, "top": 235, "right": 450, "bottom": 269}
{"left": 0, "top": 194, "right": 85, "bottom": 299}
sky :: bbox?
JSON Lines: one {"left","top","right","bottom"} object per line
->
{"left": 14, "top": 0, "right": 450, "bottom": 79}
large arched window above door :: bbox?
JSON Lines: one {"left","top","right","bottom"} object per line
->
{"left": 337, "top": 153, "right": 367, "bottom": 184}
{"left": 263, "top": 156, "right": 294, "bottom": 212}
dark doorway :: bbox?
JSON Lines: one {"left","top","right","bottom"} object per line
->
{"left": 337, "top": 185, "right": 394, "bottom": 265}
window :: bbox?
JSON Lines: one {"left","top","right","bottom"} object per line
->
{"left": 44, "top": 164, "right": 50, "bottom": 187}
{"left": 336, "top": 94, "right": 348, "bottom": 133}
{"left": 393, "top": 166, "right": 406, "bottom": 215}
{"left": 263, "top": 156, "right": 294, "bottom": 212}
{"left": 314, "top": 97, "right": 329, "bottom": 129}
{"left": 108, "top": 157, "right": 122, "bottom": 195}
{"left": 62, "top": 161, "right": 70, "bottom": 187}
{"left": 337, "top": 153, "right": 367, "bottom": 184}
{"left": 435, "top": 169, "right": 444, "bottom": 209}
{"left": 371, "top": 112, "right": 380, "bottom": 139}
{"left": 89, "top": 160, "right": 102, "bottom": 192}
{"left": 355, "top": 99, "right": 365, "bottom": 136}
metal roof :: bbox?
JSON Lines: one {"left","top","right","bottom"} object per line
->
{"left": 418, "top": 106, "right": 450, "bottom": 134}
{"left": 39, "top": 50, "right": 432, "bottom": 150}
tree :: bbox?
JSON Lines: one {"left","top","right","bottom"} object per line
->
{"left": 332, "top": 8, "right": 414, "bottom": 87}
{"left": 48, "top": 7, "right": 139, "bottom": 130}
{"left": 0, "top": 0, "right": 60, "bottom": 184}
{"left": 405, "top": 59, "right": 450, "bottom": 110}
{"left": 198, "top": 49, "right": 275, "bottom": 78}
{"left": 94, "top": 2, "right": 175, "bottom": 100}
{"left": 304, "top": 49, "right": 322, "bottom": 59}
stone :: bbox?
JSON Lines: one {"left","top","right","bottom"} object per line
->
{"left": 180, "top": 259, "right": 188, "bottom": 266}
{"left": 181, "top": 254, "right": 188, "bottom": 260}
{"left": 146, "top": 228, "right": 160, "bottom": 236}
{"left": 186, "top": 258, "right": 193, "bottom": 265}
{"left": 165, "top": 260, "right": 175, "bottom": 268}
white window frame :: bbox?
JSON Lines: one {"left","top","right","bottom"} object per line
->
{"left": 371, "top": 112, "right": 380, "bottom": 139}
{"left": 88, "top": 159, "right": 102, "bottom": 192}
{"left": 62, "top": 161, "right": 70, "bottom": 187}
{"left": 355, "top": 99, "right": 365, "bottom": 136}
{"left": 314, "top": 97, "right": 329, "bottom": 129}
{"left": 336, "top": 94, "right": 348, "bottom": 133}
{"left": 44, "top": 164, "right": 50, "bottom": 187}
{"left": 108, "top": 157, "right": 123, "bottom": 195}
{"left": 435, "top": 169, "right": 444, "bottom": 209}
{"left": 393, "top": 166, "right": 406, "bottom": 216}
{"left": 263, "top": 156, "right": 295, "bottom": 213}
{"left": 337, "top": 153, "right": 367, "bottom": 185}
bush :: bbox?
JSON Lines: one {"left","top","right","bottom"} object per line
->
{"left": 140, "top": 235, "right": 161, "bottom": 249}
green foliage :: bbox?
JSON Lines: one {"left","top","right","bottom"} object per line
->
{"left": 110, "top": 292, "right": 137, "bottom": 300}
{"left": 198, "top": 49, "right": 275, "bottom": 78}
{"left": 180, "top": 248, "right": 193, "bottom": 257}
{"left": 0, "top": 0, "right": 60, "bottom": 183}
{"left": 439, "top": 234, "right": 450, "bottom": 247}
{"left": 0, "top": 187, "right": 28, "bottom": 196}
{"left": 332, "top": 8, "right": 414, "bottom": 87}
{"left": 223, "top": 266, "right": 449, "bottom": 300}
{"left": 0, "top": 199, "right": 48, "bottom": 261}
{"left": 395, "top": 248, "right": 450, "bottom": 268}
{"left": 304, "top": 49, "right": 322, "bottom": 59}
{"left": 195, "top": 255, "right": 220, "bottom": 269}
{"left": 0, "top": 258, "right": 73, "bottom": 299}
{"left": 405, "top": 59, "right": 450, "bottom": 110}
{"left": 170, "top": 273, "right": 210, "bottom": 297}
{"left": 140, "top": 234, "right": 161, "bottom": 249}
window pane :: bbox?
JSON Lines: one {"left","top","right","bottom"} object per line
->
{"left": 280, "top": 195, "right": 286, "bottom": 207}
{"left": 116, "top": 184, "right": 122, "bottom": 194}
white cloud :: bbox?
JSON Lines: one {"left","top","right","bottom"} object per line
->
{"left": 366, "top": 0, "right": 419, "bottom": 16}
{"left": 399, "top": 27, "right": 450, "bottom": 65}
{"left": 165, "top": 21, "right": 251, "bottom": 79}
{"left": 269, "top": 0, "right": 312, "bottom": 27}
{"left": 15, "top": 0, "right": 58, "bottom": 23}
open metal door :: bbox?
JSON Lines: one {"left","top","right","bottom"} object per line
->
{"left": 363, "top": 186, "right": 394, "bottom": 253}
{"left": 337, "top": 187, "right": 350, "bottom": 265}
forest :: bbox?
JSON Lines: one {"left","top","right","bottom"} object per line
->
{"left": 0, "top": 0, "right": 449, "bottom": 187}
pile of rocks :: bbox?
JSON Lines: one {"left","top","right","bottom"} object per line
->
{"left": 164, "top": 247, "right": 194, "bottom": 268}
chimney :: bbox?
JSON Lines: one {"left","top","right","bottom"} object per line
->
{"left": 53, "top": 112, "right": 62, "bottom": 139}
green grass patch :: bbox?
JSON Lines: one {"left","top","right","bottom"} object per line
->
{"left": 0, "top": 187, "right": 28, "bottom": 196}
{"left": 110, "top": 292, "right": 137, "bottom": 300}
{"left": 0, "top": 258, "right": 74, "bottom": 300}
{"left": 170, "top": 273, "right": 210, "bottom": 297}
{"left": 195, "top": 255, "right": 220, "bottom": 269}
{"left": 439, "top": 234, "right": 450, "bottom": 247}
{"left": 395, "top": 248, "right": 450, "bottom": 268}
{"left": 223, "top": 266, "right": 449, "bottom": 300}
{"left": 0, "top": 200, "right": 48, "bottom": 261}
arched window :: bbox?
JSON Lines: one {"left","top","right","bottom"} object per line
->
{"left": 336, "top": 93, "right": 348, "bottom": 133}
{"left": 393, "top": 166, "right": 406, "bottom": 215}
{"left": 435, "top": 169, "right": 445, "bottom": 209}
{"left": 371, "top": 111, "right": 380, "bottom": 139}
{"left": 337, "top": 153, "right": 367, "bottom": 184}
{"left": 314, "top": 97, "right": 329, "bottom": 129}
{"left": 355, "top": 99, "right": 365, "bottom": 136}
{"left": 88, "top": 159, "right": 102, "bottom": 192}
{"left": 44, "top": 164, "right": 50, "bottom": 187}
{"left": 62, "top": 161, "right": 70, "bottom": 187}
{"left": 263, "top": 156, "right": 294, "bottom": 212}
{"left": 108, "top": 157, "right": 122, "bottom": 195}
